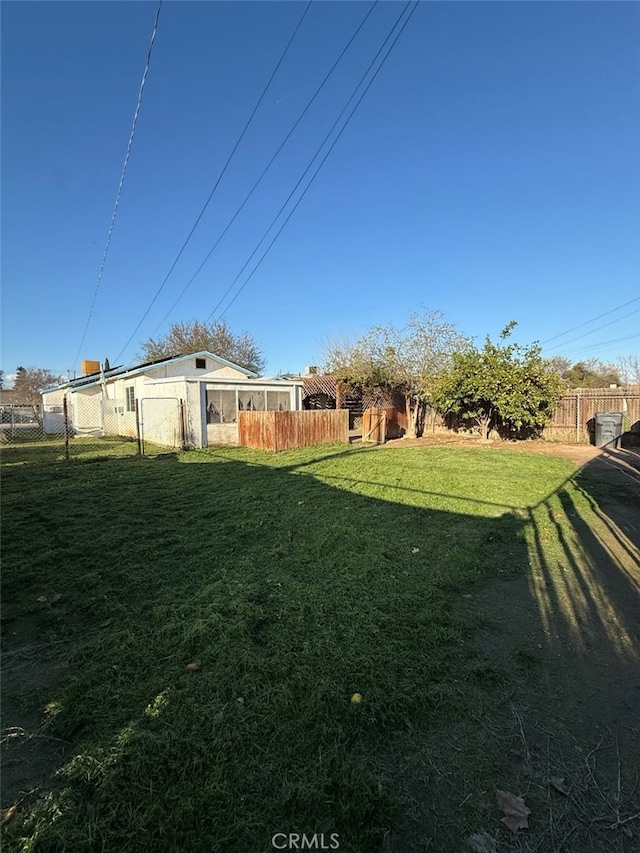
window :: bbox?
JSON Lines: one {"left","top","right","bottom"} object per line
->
{"left": 125, "top": 386, "right": 135, "bottom": 412}
{"left": 238, "top": 389, "right": 265, "bottom": 412}
{"left": 195, "top": 358, "right": 206, "bottom": 369}
{"left": 206, "top": 390, "right": 237, "bottom": 423}
{"left": 267, "top": 391, "right": 291, "bottom": 411}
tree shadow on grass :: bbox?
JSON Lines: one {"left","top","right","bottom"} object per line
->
{"left": 461, "top": 450, "right": 640, "bottom": 853}
{"left": 1, "top": 445, "right": 639, "bottom": 852}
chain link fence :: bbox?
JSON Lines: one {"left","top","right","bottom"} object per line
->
{"left": 0, "top": 396, "right": 186, "bottom": 462}
{"left": 0, "top": 403, "right": 45, "bottom": 442}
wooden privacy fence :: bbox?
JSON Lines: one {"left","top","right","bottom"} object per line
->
{"left": 362, "top": 409, "right": 386, "bottom": 444}
{"left": 366, "top": 389, "right": 640, "bottom": 445}
{"left": 362, "top": 407, "right": 408, "bottom": 443}
{"left": 238, "top": 410, "right": 349, "bottom": 451}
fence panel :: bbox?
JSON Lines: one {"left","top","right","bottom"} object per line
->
{"left": 239, "top": 410, "right": 348, "bottom": 451}
{"left": 238, "top": 411, "right": 276, "bottom": 450}
{"left": 0, "top": 404, "right": 45, "bottom": 443}
{"left": 139, "top": 397, "right": 184, "bottom": 454}
{"left": 2, "top": 393, "right": 190, "bottom": 462}
{"left": 362, "top": 409, "right": 387, "bottom": 444}
{"left": 64, "top": 395, "right": 139, "bottom": 460}
{"left": 382, "top": 407, "right": 408, "bottom": 439}
{"left": 542, "top": 388, "right": 640, "bottom": 444}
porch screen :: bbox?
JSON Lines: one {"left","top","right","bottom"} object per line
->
{"left": 238, "top": 389, "right": 265, "bottom": 412}
{"left": 267, "top": 391, "right": 291, "bottom": 411}
{"left": 206, "top": 390, "right": 237, "bottom": 423}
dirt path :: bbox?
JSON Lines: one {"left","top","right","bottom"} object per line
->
{"left": 380, "top": 435, "right": 640, "bottom": 851}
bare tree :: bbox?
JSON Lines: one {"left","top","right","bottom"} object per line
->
{"left": 616, "top": 354, "right": 640, "bottom": 385}
{"left": 11, "top": 366, "right": 61, "bottom": 404}
{"left": 139, "top": 319, "right": 266, "bottom": 375}
{"left": 545, "top": 356, "right": 572, "bottom": 378}
{"left": 323, "top": 309, "right": 470, "bottom": 438}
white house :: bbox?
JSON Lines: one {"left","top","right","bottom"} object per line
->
{"left": 41, "top": 352, "right": 304, "bottom": 448}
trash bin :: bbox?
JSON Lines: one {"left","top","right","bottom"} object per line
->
{"left": 594, "top": 412, "right": 624, "bottom": 449}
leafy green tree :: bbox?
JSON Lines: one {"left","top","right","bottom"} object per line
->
{"left": 434, "top": 323, "right": 564, "bottom": 440}
{"left": 140, "top": 319, "right": 266, "bottom": 375}
{"left": 323, "top": 309, "right": 470, "bottom": 437}
{"left": 560, "top": 359, "right": 621, "bottom": 388}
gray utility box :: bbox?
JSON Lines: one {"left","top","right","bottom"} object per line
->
{"left": 594, "top": 412, "right": 624, "bottom": 448}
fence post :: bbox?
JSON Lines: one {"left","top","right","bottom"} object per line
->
{"left": 179, "top": 400, "right": 186, "bottom": 449}
{"left": 135, "top": 398, "right": 142, "bottom": 455}
{"left": 576, "top": 392, "right": 581, "bottom": 443}
{"left": 63, "top": 396, "right": 70, "bottom": 461}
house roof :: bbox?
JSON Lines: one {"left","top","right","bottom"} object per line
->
{"left": 42, "top": 351, "right": 258, "bottom": 394}
{"left": 265, "top": 374, "right": 304, "bottom": 384}
{"left": 0, "top": 389, "right": 40, "bottom": 405}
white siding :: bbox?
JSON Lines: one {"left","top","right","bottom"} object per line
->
{"left": 41, "top": 357, "right": 302, "bottom": 448}
{"left": 207, "top": 423, "right": 239, "bottom": 446}
{"left": 185, "top": 381, "right": 206, "bottom": 448}
{"left": 42, "top": 388, "right": 67, "bottom": 434}
{"left": 68, "top": 387, "right": 102, "bottom": 435}
{"left": 104, "top": 377, "right": 138, "bottom": 438}
{"left": 144, "top": 358, "right": 248, "bottom": 381}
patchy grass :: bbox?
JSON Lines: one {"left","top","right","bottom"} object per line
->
{"left": 1, "top": 441, "right": 638, "bottom": 852}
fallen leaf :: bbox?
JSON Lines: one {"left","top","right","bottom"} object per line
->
{"left": 549, "top": 776, "right": 569, "bottom": 796}
{"left": 1, "top": 805, "right": 17, "bottom": 825}
{"left": 36, "top": 596, "right": 48, "bottom": 603}
{"left": 467, "top": 831, "right": 497, "bottom": 852}
{"left": 185, "top": 661, "right": 201, "bottom": 672}
{"left": 50, "top": 593, "right": 62, "bottom": 603}
{"left": 496, "top": 789, "right": 531, "bottom": 832}
{"left": 411, "top": 547, "right": 420, "bottom": 554}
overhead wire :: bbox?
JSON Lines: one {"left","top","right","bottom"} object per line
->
{"left": 72, "top": 0, "right": 163, "bottom": 369}
{"left": 207, "top": 0, "right": 420, "bottom": 324}
{"left": 540, "top": 308, "right": 640, "bottom": 352}
{"left": 149, "top": 0, "right": 380, "bottom": 338}
{"left": 114, "top": 1, "right": 313, "bottom": 363}
{"left": 538, "top": 295, "right": 640, "bottom": 346}
{"left": 551, "top": 332, "right": 640, "bottom": 359}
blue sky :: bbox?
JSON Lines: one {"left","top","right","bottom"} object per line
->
{"left": 2, "top": 0, "right": 639, "bottom": 380}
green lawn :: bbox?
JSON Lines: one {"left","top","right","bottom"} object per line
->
{"left": 1, "top": 442, "right": 637, "bottom": 852}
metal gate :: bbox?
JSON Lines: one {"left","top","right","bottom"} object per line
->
{"left": 138, "top": 397, "right": 184, "bottom": 455}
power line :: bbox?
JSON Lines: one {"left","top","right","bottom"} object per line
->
{"left": 114, "top": 1, "right": 313, "bottom": 364}
{"left": 208, "top": 0, "right": 419, "bottom": 325}
{"left": 541, "top": 308, "right": 640, "bottom": 352}
{"left": 539, "top": 296, "right": 640, "bottom": 346}
{"left": 72, "top": 0, "right": 163, "bottom": 369}
{"left": 216, "top": 1, "right": 418, "bottom": 321}
{"left": 551, "top": 332, "right": 640, "bottom": 359}
{"left": 150, "top": 0, "right": 380, "bottom": 338}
